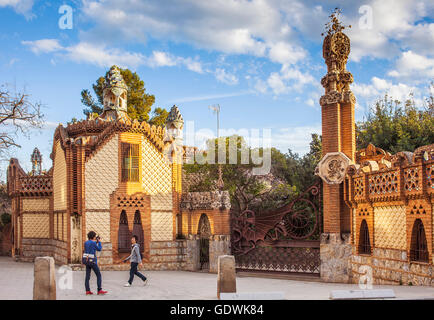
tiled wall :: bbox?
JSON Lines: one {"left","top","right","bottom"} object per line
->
{"left": 53, "top": 141, "right": 67, "bottom": 211}
{"left": 373, "top": 206, "right": 407, "bottom": 250}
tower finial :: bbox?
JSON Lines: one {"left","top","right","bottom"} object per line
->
{"left": 321, "top": 8, "right": 351, "bottom": 37}
{"left": 100, "top": 65, "right": 129, "bottom": 121}
{"left": 31, "top": 147, "right": 42, "bottom": 175}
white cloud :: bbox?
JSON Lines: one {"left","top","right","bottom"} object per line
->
{"left": 80, "top": 0, "right": 309, "bottom": 67}
{"left": 64, "top": 42, "right": 145, "bottom": 68}
{"left": 22, "top": 39, "right": 205, "bottom": 72}
{"left": 266, "top": 65, "right": 315, "bottom": 94}
{"left": 352, "top": 76, "right": 422, "bottom": 111}
{"left": 214, "top": 68, "right": 238, "bottom": 85}
{"left": 21, "top": 39, "right": 63, "bottom": 54}
{"left": 145, "top": 51, "right": 177, "bottom": 67}
{"left": 0, "top": 0, "right": 34, "bottom": 18}
{"left": 388, "top": 51, "right": 434, "bottom": 82}
{"left": 268, "top": 41, "right": 306, "bottom": 65}
{"left": 346, "top": 0, "right": 434, "bottom": 61}
{"left": 145, "top": 51, "right": 204, "bottom": 73}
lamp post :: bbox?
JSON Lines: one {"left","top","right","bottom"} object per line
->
{"left": 208, "top": 104, "right": 224, "bottom": 191}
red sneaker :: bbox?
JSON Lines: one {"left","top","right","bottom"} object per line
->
{"left": 97, "top": 290, "right": 108, "bottom": 295}
{"left": 86, "top": 291, "right": 93, "bottom": 295}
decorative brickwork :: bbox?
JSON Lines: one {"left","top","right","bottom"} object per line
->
{"left": 151, "top": 211, "right": 173, "bottom": 241}
{"left": 348, "top": 144, "right": 434, "bottom": 286}
{"left": 53, "top": 141, "right": 67, "bottom": 211}
{"left": 85, "top": 134, "right": 119, "bottom": 210}
{"left": 22, "top": 198, "right": 50, "bottom": 212}
{"left": 22, "top": 213, "right": 49, "bottom": 238}
{"left": 85, "top": 211, "right": 111, "bottom": 242}
{"left": 374, "top": 206, "right": 406, "bottom": 250}
{"left": 141, "top": 138, "right": 172, "bottom": 195}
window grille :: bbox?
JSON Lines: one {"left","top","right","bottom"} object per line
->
{"left": 410, "top": 219, "right": 429, "bottom": 262}
{"left": 358, "top": 220, "right": 371, "bottom": 255}
{"left": 118, "top": 210, "right": 131, "bottom": 253}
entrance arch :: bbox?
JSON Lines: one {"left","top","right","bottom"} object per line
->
{"left": 118, "top": 210, "right": 131, "bottom": 253}
{"left": 132, "top": 210, "right": 144, "bottom": 253}
{"left": 410, "top": 219, "right": 429, "bottom": 262}
{"left": 198, "top": 214, "right": 211, "bottom": 270}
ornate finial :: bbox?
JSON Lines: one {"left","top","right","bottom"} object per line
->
{"left": 166, "top": 105, "right": 184, "bottom": 127}
{"left": 216, "top": 164, "right": 224, "bottom": 191}
{"left": 100, "top": 65, "right": 129, "bottom": 119}
{"left": 104, "top": 65, "right": 127, "bottom": 91}
{"left": 321, "top": 8, "right": 351, "bottom": 37}
{"left": 30, "top": 147, "right": 42, "bottom": 175}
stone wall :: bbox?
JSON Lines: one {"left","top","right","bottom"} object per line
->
{"left": 18, "top": 238, "right": 68, "bottom": 265}
{"left": 320, "top": 233, "right": 352, "bottom": 283}
{"left": 185, "top": 235, "right": 200, "bottom": 271}
{"left": 209, "top": 235, "right": 231, "bottom": 273}
{"left": 350, "top": 247, "right": 433, "bottom": 286}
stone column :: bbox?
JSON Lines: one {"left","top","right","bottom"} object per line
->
{"left": 209, "top": 235, "right": 231, "bottom": 273}
{"left": 320, "top": 233, "right": 352, "bottom": 283}
{"left": 33, "top": 256, "right": 56, "bottom": 300}
{"left": 185, "top": 234, "right": 200, "bottom": 271}
{"left": 217, "top": 255, "right": 236, "bottom": 299}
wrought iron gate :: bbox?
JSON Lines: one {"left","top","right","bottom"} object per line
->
{"left": 198, "top": 214, "right": 211, "bottom": 270}
{"left": 231, "top": 180, "right": 322, "bottom": 275}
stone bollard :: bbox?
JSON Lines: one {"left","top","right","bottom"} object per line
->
{"left": 33, "top": 256, "right": 56, "bottom": 300}
{"left": 217, "top": 255, "right": 236, "bottom": 299}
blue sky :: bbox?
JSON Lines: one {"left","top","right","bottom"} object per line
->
{"left": 0, "top": 0, "right": 433, "bottom": 176}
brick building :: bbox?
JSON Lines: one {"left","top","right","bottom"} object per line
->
{"left": 316, "top": 14, "right": 433, "bottom": 286}
{"left": 7, "top": 66, "right": 231, "bottom": 272}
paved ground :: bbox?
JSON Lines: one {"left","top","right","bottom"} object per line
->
{"left": 0, "top": 257, "right": 433, "bottom": 300}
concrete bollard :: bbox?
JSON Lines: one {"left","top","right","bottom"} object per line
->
{"left": 217, "top": 255, "right": 236, "bottom": 299}
{"left": 33, "top": 256, "right": 56, "bottom": 300}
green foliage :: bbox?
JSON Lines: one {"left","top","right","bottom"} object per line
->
{"left": 356, "top": 89, "right": 434, "bottom": 153}
{"left": 81, "top": 68, "right": 157, "bottom": 122}
{"left": 184, "top": 134, "right": 321, "bottom": 213}
{"left": 149, "top": 107, "right": 169, "bottom": 127}
{"left": 1, "top": 213, "right": 10, "bottom": 226}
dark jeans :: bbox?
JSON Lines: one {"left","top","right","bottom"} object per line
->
{"left": 128, "top": 262, "right": 147, "bottom": 284}
{"left": 85, "top": 263, "right": 102, "bottom": 291}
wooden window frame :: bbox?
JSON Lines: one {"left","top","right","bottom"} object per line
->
{"left": 121, "top": 142, "right": 140, "bottom": 182}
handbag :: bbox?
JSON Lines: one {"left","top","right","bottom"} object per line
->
{"left": 82, "top": 253, "right": 95, "bottom": 266}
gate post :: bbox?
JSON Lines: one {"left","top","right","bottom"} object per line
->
{"left": 209, "top": 235, "right": 231, "bottom": 273}
{"left": 317, "top": 11, "right": 355, "bottom": 283}
{"left": 185, "top": 234, "right": 200, "bottom": 271}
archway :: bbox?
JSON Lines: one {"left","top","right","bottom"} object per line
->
{"left": 118, "top": 210, "right": 131, "bottom": 253}
{"left": 358, "top": 220, "right": 371, "bottom": 255}
{"left": 198, "top": 214, "right": 211, "bottom": 270}
{"left": 410, "top": 219, "right": 428, "bottom": 262}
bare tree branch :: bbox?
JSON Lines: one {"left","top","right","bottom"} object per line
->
{"left": 0, "top": 85, "right": 44, "bottom": 159}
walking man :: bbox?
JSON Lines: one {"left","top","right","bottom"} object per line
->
{"left": 84, "top": 231, "right": 108, "bottom": 295}
{"left": 123, "top": 235, "right": 148, "bottom": 286}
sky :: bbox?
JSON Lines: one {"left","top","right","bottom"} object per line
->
{"left": 0, "top": 0, "right": 433, "bottom": 175}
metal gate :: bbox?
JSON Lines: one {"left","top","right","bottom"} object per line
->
{"left": 198, "top": 214, "right": 211, "bottom": 270}
{"left": 231, "top": 180, "right": 322, "bottom": 276}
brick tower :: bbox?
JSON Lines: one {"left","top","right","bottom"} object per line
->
{"left": 316, "top": 10, "right": 355, "bottom": 282}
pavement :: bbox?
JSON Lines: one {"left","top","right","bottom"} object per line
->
{"left": 0, "top": 257, "right": 433, "bottom": 300}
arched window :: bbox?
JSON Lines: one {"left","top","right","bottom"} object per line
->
{"left": 132, "top": 210, "right": 144, "bottom": 253}
{"left": 118, "top": 211, "right": 131, "bottom": 253}
{"left": 358, "top": 220, "right": 371, "bottom": 255}
{"left": 410, "top": 219, "right": 429, "bottom": 262}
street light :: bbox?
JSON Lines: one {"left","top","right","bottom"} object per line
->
{"left": 208, "top": 104, "right": 224, "bottom": 191}
{"left": 208, "top": 104, "right": 220, "bottom": 138}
